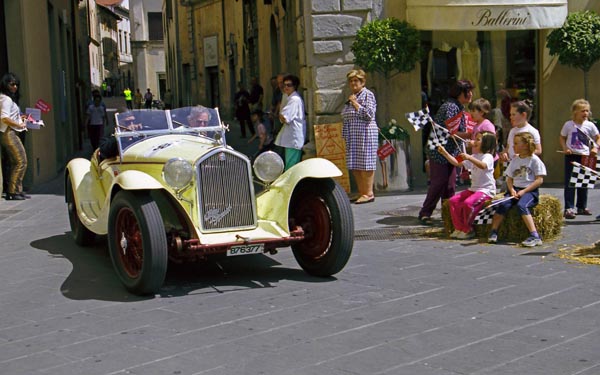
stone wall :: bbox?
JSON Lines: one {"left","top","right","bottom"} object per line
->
{"left": 302, "top": 0, "right": 384, "bottom": 155}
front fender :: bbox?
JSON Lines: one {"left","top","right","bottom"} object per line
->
{"left": 113, "top": 170, "right": 164, "bottom": 190}
{"left": 65, "top": 158, "right": 108, "bottom": 233}
{"left": 257, "top": 158, "right": 343, "bottom": 232}
{"left": 65, "top": 158, "right": 92, "bottom": 199}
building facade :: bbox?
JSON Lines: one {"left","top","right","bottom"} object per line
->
{"left": 115, "top": 0, "right": 134, "bottom": 94}
{"left": 0, "top": 0, "right": 81, "bottom": 190}
{"left": 98, "top": 4, "right": 121, "bottom": 95}
{"left": 130, "top": 0, "right": 166, "bottom": 102}
{"left": 163, "top": 0, "right": 304, "bottom": 118}
{"left": 165, "top": 0, "right": 600, "bottom": 187}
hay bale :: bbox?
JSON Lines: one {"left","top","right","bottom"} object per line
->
{"left": 442, "top": 194, "right": 562, "bottom": 242}
{"left": 558, "top": 241, "right": 600, "bottom": 265}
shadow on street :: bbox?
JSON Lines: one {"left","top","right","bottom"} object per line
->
{"left": 30, "top": 233, "right": 335, "bottom": 301}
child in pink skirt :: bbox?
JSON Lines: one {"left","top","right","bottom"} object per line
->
{"left": 438, "top": 131, "right": 497, "bottom": 239}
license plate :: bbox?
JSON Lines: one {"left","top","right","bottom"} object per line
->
{"left": 227, "top": 244, "right": 264, "bottom": 256}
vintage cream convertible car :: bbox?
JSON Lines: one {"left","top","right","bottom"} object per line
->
{"left": 65, "top": 106, "right": 354, "bottom": 295}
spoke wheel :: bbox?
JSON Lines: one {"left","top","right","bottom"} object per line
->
{"left": 290, "top": 178, "right": 354, "bottom": 277}
{"left": 66, "top": 177, "right": 96, "bottom": 246}
{"left": 108, "top": 191, "right": 167, "bottom": 295}
{"left": 114, "top": 207, "right": 144, "bottom": 279}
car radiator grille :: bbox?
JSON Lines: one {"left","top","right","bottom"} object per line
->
{"left": 197, "top": 151, "right": 256, "bottom": 231}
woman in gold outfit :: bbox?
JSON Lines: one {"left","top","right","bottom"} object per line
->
{"left": 0, "top": 73, "right": 28, "bottom": 200}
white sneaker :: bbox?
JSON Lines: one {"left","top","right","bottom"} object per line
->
{"left": 522, "top": 236, "right": 543, "bottom": 247}
{"left": 450, "top": 230, "right": 461, "bottom": 238}
{"left": 456, "top": 231, "right": 475, "bottom": 239}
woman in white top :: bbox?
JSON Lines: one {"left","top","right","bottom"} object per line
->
{"left": 275, "top": 74, "right": 305, "bottom": 170}
{"left": 0, "top": 73, "right": 28, "bottom": 200}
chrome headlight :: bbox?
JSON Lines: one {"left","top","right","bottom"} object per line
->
{"left": 162, "top": 157, "right": 193, "bottom": 190}
{"left": 253, "top": 151, "right": 284, "bottom": 183}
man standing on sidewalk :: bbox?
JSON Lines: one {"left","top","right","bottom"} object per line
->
{"left": 144, "top": 89, "right": 153, "bottom": 109}
{"left": 123, "top": 87, "right": 133, "bottom": 110}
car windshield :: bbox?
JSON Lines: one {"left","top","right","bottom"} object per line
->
{"left": 114, "top": 106, "right": 225, "bottom": 152}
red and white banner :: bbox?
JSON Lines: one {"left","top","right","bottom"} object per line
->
{"left": 35, "top": 99, "right": 52, "bottom": 113}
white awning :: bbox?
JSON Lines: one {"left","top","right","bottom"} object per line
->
{"left": 407, "top": 0, "right": 568, "bottom": 30}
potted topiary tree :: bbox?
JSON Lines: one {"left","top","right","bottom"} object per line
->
{"left": 546, "top": 10, "right": 600, "bottom": 101}
{"left": 351, "top": 18, "right": 422, "bottom": 79}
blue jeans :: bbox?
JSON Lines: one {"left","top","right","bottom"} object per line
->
{"left": 564, "top": 154, "right": 588, "bottom": 211}
{"left": 495, "top": 187, "right": 539, "bottom": 216}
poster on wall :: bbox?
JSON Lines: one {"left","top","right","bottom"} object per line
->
{"left": 314, "top": 123, "right": 350, "bottom": 193}
{"left": 204, "top": 36, "right": 218, "bottom": 67}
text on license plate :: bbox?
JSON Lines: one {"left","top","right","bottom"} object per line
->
{"left": 227, "top": 244, "right": 264, "bottom": 256}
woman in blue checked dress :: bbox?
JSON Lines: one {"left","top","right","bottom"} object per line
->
{"left": 341, "top": 69, "right": 378, "bottom": 204}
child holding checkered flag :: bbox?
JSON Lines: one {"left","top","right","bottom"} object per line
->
{"left": 559, "top": 99, "right": 600, "bottom": 219}
{"left": 438, "top": 132, "right": 497, "bottom": 239}
{"left": 488, "top": 132, "right": 547, "bottom": 247}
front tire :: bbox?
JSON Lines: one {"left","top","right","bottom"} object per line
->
{"left": 66, "top": 177, "right": 96, "bottom": 246}
{"left": 289, "top": 178, "right": 354, "bottom": 276}
{"left": 108, "top": 191, "right": 168, "bottom": 295}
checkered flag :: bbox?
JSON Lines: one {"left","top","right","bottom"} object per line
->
{"left": 405, "top": 107, "right": 431, "bottom": 131}
{"left": 569, "top": 161, "right": 600, "bottom": 189}
{"left": 473, "top": 196, "right": 514, "bottom": 225}
{"left": 426, "top": 125, "right": 450, "bottom": 150}
{"left": 473, "top": 205, "right": 496, "bottom": 225}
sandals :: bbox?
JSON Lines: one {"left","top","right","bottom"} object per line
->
{"left": 355, "top": 195, "right": 375, "bottom": 204}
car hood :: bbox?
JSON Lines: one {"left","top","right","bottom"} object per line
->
{"left": 120, "top": 134, "right": 224, "bottom": 164}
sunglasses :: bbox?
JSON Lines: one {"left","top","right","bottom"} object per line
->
{"left": 283, "top": 82, "right": 294, "bottom": 88}
{"left": 8, "top": 82, "right": 18, "bottom": 87}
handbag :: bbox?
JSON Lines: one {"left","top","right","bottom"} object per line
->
{"left": 377, "top": 129, "right": 396, "bottom": 160}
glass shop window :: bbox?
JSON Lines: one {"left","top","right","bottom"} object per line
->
{"left": 420, "top": 30, "right": 538, "bottom": 149}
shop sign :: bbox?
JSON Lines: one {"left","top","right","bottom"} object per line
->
{"left": 407, "top": 0, "right": 567, "bottom": 30}
{"left": 472, "top": 8, "right": 530, "bottom": 28}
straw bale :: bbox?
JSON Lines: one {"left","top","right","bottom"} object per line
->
{"left": 558, "top": 241, "right": 600, "bottom": 265}
{"left": 442, "top": 194, "right": 562, "bottom": 242}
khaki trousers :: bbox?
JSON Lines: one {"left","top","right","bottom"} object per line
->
{"left": 0, "top": 127, "right": 27, "bottom": 194}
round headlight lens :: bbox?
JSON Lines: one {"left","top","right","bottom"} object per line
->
{"left": 162, "top": 157, "right": 193, "bottom": 190}
{"left": 253, "top": 151, "right": 284, "bottom": 183}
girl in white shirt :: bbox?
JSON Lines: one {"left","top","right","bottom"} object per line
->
{"left": 488, "top": 132, "right": 547, "bottom": 247}
{"left": 438, "top": 131, "right": 497, "bottom": 239}
{"left": 500, "top": 100, "right": 542, "bottom": 162}
{"left": 559, "top": 99, "right": 599, "bottom": 219}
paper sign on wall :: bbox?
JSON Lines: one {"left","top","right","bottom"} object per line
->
{"left": 314, "top": 123, "right": 350, "bottom": 193}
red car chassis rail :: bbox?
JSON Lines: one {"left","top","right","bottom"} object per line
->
{"left": 170, "top": 226, "right": 306, "bottom": 259}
